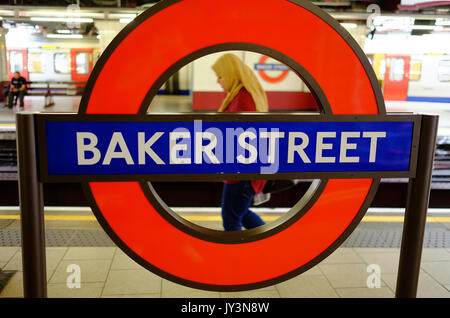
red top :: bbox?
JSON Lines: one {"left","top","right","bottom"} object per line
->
{"left": 223, "top": 88, "right": 267, "bottom": 195}
{"left": 225, "top": 87, "right": 258, "bottom": 112}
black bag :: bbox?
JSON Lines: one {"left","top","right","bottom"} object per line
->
{"left": 262, "top": 180, "right": 296, "bottom": 194}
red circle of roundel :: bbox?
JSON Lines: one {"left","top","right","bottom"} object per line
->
{"left": 258, "top": 55, "right": 290, "bottom": 83}
{"left": 81, "top": 0, "right": 383, "bottom": 289}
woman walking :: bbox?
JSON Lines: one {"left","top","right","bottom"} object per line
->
{"left": 212, "top": 53, "right": 269, "bottom": 231}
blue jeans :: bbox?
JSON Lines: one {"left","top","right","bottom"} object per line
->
{"left": 221, "top": 181, "right": 265, "bottom": 231}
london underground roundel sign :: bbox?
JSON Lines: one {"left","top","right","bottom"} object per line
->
{"left": 256, "top": 55, "right": 290, "bottom": 84}
{"left": 72, "top": 0, "right": 390, "bottom": 291}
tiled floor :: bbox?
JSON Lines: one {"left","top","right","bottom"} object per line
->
{"left": 1, "top": 246, "right": 449, "bottom": 298}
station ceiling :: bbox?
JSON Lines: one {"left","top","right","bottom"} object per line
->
{"left": 0, "top": 0, "right": 448, "bottom": 37}
{"left": 0, "top": 0, "right": 447, "bottom": 11}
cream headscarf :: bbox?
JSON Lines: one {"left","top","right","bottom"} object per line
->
{"left": 212, "top": 53, "right": 268, "bottom": 112}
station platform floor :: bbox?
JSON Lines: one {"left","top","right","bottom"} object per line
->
{"left": 0, "top": 95, "right": 449, "bottom": 298}
{"left": 0, "top": 206, "right": 449, "bottom": 298}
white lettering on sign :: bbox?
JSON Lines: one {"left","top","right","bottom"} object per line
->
{"left": 260, "top": 131, "right": 285, "bottom": 164}
{"left": 362, "top": 131, "right": 386, "bottom": 162}
{"left": 77, "top": 132, "right": 101, "bottom": 165}
{"left": 75, "top": 129, "right": 388, "bottom": 166}
{"left": 195, "top": 132, "right": 220, "bottom": 164}
{"left": 316, "top": 132, "right": 336, "bottom": 163}
{"left": 237, "top": 131, "right": 258, "bottom": 164}
{"left": 170, "top": 131, "right": 191, "bottom": 164}
{"left": 138, "top": 132, "right": 165, "bottom": 165}
{"left": 287, "top": 132, "right": 311, "bottom": 163}
{"left": 102, "top": 132, "right": 134, "bottom": 165}
{"left": 340, "top": 131, "right": 361, "bottom": 163}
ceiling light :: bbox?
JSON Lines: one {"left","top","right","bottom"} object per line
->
{"left": 407, "top": 25, "right": 444, "bottom": 31}
{"left": 0, "top": 10, "right": 14, "bottom": 16}
{"left": 119, "top": 18, "right": 134, "bottom": 24}
{"left": 110, "top": 13, "right": 137, "bottom": 19}
{"left": 373, "top": 16, "right": 415, "bottom": 28}
{"left": 26, "top": 10, "right": 103, "bottom": 18}
{"left": 436, "top": 19, "right": 450, "bottom": 26}
{"left": 46, "top": 34, "right": 83, "bottom": 39}
{"left": 30, "top": 17, "right": 93, "bottom": 23}
{"left": 341, "top": 23, "right": 357, "bottom": 29}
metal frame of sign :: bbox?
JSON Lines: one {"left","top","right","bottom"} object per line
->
{"left": 15, "top": 0, "right": 439, "bottom": 298}
{"left": 36, "top": 113, "right": 422, "bottom": 182}
{"left": 17, "top": 111, "right": 437, "bottom": 296}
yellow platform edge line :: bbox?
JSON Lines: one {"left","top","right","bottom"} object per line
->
{"left": 0, "top": 215, "right": 449, "bottom": 222}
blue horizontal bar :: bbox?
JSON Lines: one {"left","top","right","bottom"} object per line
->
{"left": 406, "top": 96, "right": 450, "bottom": 103}
{"left": 44, "top": 120, "right": 413, "bottom": 176}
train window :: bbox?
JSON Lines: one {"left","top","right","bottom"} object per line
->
{"left": 54, "top": 53, "right": 71, "bottom": 74}
{"left": 409, "top": 60, "right": 422, "bottom": 81}
{"left": 389, "top": 58, "right": 404, "bottom": 81}
{"left": 9, "top": 51, "right": 23, "bottom": 73}
{"left": 76, "top": 52, "right": 89, "bottom": 74}
{"left": 28, "top": 53, "right": 43, "bottom": 73}
{"left": 438, "top": 60, "right": 450, "bottom": 82}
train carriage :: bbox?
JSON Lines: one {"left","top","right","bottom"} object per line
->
{"left": 368, "top": 52, "right": 450, "bottom": 102}
{"left": 5, "top": 38, "right": 450, "bottom": 105}
{"left": 6, "top": 43, "right": 99, "bottom": 95}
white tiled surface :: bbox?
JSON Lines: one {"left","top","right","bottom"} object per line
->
{"left": 1, "top": 247, "right": 449, "bottom": 298}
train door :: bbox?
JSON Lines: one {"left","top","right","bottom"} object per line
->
{"left": 70, "top": 48, "right": 93, "bottom": 82}
{"left": 383, "top": 55, "right": 410, "bottom": 101}
{"left": 7, "top": 48, "right": 28, "bottom": 80}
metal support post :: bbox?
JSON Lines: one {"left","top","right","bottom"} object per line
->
{"left": 395, "top": 115, "right": 439, "bottom": 298}
{"left": 16, "top": 113, "right": 47, "bottom": 298}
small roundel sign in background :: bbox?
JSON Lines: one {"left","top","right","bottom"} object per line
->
{"left": 257, "top": 55, "right": 290, "bottom": 84}
{"left": 79, "top": 0, "right": 385, "bottom": 291}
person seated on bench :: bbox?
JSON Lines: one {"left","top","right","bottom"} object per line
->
{"left": 8, "top": 71, "right": 27, "bottom": 109}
